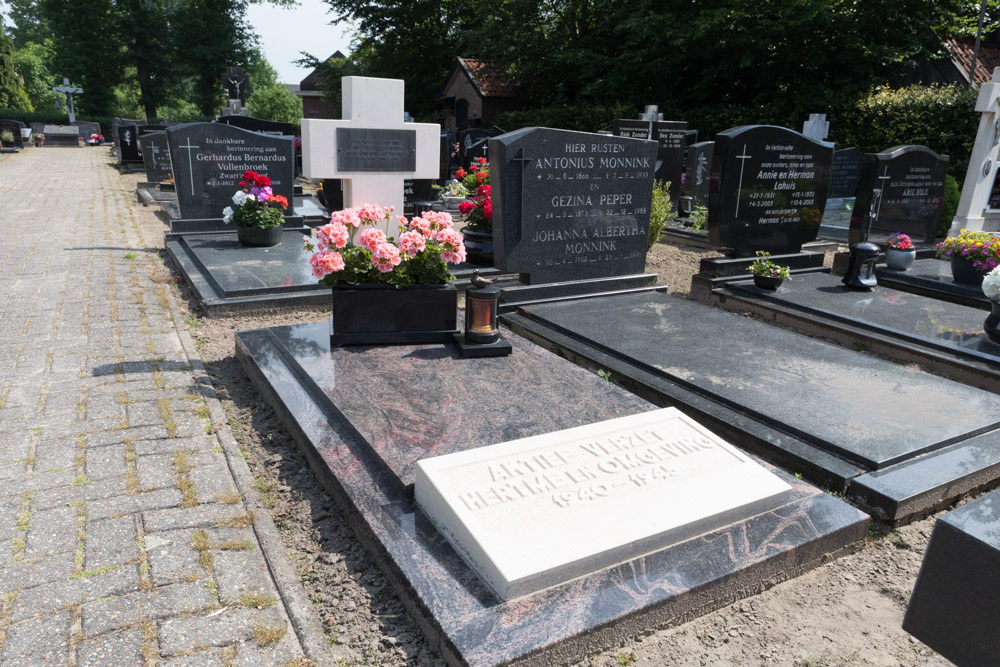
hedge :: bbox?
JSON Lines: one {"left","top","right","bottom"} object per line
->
{"left": 0, "top": 108, "right": 214, "bottom": 136}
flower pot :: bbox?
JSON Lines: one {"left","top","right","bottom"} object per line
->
{"left": 442, "top": 195, "right": 466, "bottom": 210}
{"left": 753, "top": 274, "right": 784, "bottom": 290}
{"left": 951, "top": 253, "right": 986, "bottom": 286}
{"left": 885, "top": 247, "right": 916, "bottom": 271}
{"left": 461, "top": 229, "right": 493, "bottom": 266}
{"left": 331, "top": 283, "right": 458, "bottom": 346}
{"left": 985, "top": 299, "right": 1000, "bottom": 345}
{"left": 236, "top": 226, "right": 282, "bottom": 247}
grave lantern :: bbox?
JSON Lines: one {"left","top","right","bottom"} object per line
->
{"left": 454, "top": 271, "right": 512, "bottom": 357}
{"left": 843, "top": 181, "right": 883, "bottom": 290}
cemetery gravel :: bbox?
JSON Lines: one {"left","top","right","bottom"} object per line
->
{"left": 127, "top": 178, "right": 958, "bottom": 667}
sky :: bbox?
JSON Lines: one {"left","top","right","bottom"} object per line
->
{"left": 247, "top": 0, "right": 354, "bottom": 84}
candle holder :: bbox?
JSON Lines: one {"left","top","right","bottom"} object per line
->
{"left": 453, "top": 271, "right": 512, "bottom": 358}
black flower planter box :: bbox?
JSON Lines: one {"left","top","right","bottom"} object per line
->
{"left": 331, "top": 283, "right": 459, "bottom": 346}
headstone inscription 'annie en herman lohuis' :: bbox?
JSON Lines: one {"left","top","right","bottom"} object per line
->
{"left": 140, "top": 132, "right": 171, "bottom": 183}
{"left": 708, "top": 125, "right": 834, "bottom": 256}
{"left": 848, "top": 145, "right": 949, "bottom": 245}
{"left": 166, "top": 122, "right": 296, "bottom": 222}
{"left": 492, "top": 127, "right": 656, "bottom": 284}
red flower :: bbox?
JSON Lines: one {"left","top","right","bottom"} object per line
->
{"left": 272, "top": 194, "right": 289, "bottom": 209}
{"left": 469, "top": 164, "right": 479, "bottom": 173}
{"left": 482, "top": 199, "right": 492, "bottom": 219}
{"left": 478, "top": 184, "right": 490, "bottom": 198}
{"left": 259, "top": 175, "right": 271, "bottom": 187}
{"left": 458, "top": 200, "right": 475, "bottom": 215}
{"left": 243, "top": 170, "right": 257, "bottom": 179}
{"left": 477, "top": 157, "right": 487, "bottom": 165}
{"left": 455, "top": 168, "right": 466, "bottom": 179}
{"left": 239, "top": 181, "right": 246, "bottom": 187}
{"left": 476, "top": 172, "right": 486, "bottom": 183}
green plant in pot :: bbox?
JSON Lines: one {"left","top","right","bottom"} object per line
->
{"left": 458, "top": 184, "right": 493, "bottom": 264}
{"left": 935, "top": 229, "right": 1000, "bottom": 286}
{"left": 0, "top": 130, "right": 13, "bottom": 146}
{"left": 222, "top": 169, "right": 289, "bottom": 247}
{"left": 749, "top": 251, "right": 791, "bottom": 290}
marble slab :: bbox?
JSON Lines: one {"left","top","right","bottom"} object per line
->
{"left": 235, "top": 322, "right": 868, "bottom": 666}
{"left": 415, "top": 407, "right": 791, "bottom": 600}
{"left": 504, "top": 290, "right": 1000, "bottom": 519}
{"left": 875, "top": 257, "right": 990, "bottom": 308}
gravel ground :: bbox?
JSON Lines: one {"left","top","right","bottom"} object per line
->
{"left": 128, "top": 177, "right": 957, "bottom": 666}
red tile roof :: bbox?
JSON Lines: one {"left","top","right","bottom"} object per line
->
{"left": 460, "top": 58, "right": 518, "bottom": 98}
{"left": 943, "top": 36, "right": 1000, "bottom": 85}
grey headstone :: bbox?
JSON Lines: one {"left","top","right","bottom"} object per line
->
{"left": 41, "top": 125, "right": 79, "bottom": 147}
{"left": 166, "top": 122, "right": 296, "bottom": 221}
{"left": 828, "top": 148, "right": 863, "bottom": 199}
{"left": 492, "top": 127, "right": 656, "bottom": 284}
{"left": 71, "top": 120, "right": 102, "bottom": 139}
{"left": 140, "top": 132, "right": 171, "bottom": 183}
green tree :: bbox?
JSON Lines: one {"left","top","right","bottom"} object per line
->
{"left": 12, "top": 40, "right": 58, "bottom": 112}
{"left": 246, "top": 48, "right": 301, "bottom": 122}
{"left": 5, "top": 0, "right": 49, "bottom": 49}
{"left": 115, "top": 0, "right": 179, "bottom": 120}
{"left": 0, "top": 22, "right": 30, "bottom": 111}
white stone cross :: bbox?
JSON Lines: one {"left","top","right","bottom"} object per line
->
{"left": 51, "top": 78, "right": 83, "bottom": 123}
{"left": 801, "top": 114, "right": 829, "bottom": 142}
{"left": 734, "top": 144, "right": 752, "bottom": 216}
{"left": 302, "top": 77, "right": 440, "bottom": 232}
{"left": 952, "top": 67, "right": 1000, "bottom": 234}
{"left": 177, "top": 138, "right": 200, "bottom": 196}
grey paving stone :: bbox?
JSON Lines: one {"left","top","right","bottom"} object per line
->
{"left": 85, "top": 516, "right": 138, "bottom": 571}
{"left": 25, "top": 504, "right": 79, "bottom": 559}
{"left": 0, "top": 469, "right": 78, "bottom": 497}
{"left": 214, "top": 549, "right": 276, "bottom": 607}
{"left": 85, "top": 443, "right": 126, "bottom": 481}
{"left": 145, "top": 529, "right": 203, "bottom": 586}
{"left": 233, "top": 632, "right": 303, "bottom": 667}
{"left": 157, "top": 606, "right": 286, "bottom": 657}
{"left": 142, "top": 503, "right": 247, "bottom": 533}
{"left": 31, "top": 477, "right": 128, "bottom": 512}
{"left": 161, "top": 648, "right": 226, "bottom": 666}
{"left": 81, "top": 579, "right": 214, "bottom": 637}
{"left": 11, "top": 563, "right": 139, "bottom": 623}
{"left": 170, "top": 411, "right": 209, "bottom": 439}
{"left": 86, "top": 394, "right": 125, "bottom": 422}
{"left": 190, "top": 452, "right": 238, "bottom": 504}
{"left": 0, "top": 495, "right": 22, "bottom": 543}
{"left": 86, "top": 425, "right": 169, "bottom": 448}
{"left": 87, "top": 488, "right": 182, "bottom": 522}
{"left": 125, "top": 401, "right": 164, "bottom": 429}
{"left": 77, "top": 627, "right": 145, "bottom": 667}
{"left": 136, "top": 454, "right": 174, "bottom": 492}
{"left": 0, "top": 550, "right": 75, "bottom": 591}
{"left": 3, "top": 384, "right": 41, "bottom": 409}
{"left": 33, "top": 436, "right": 78, "bottom": 473}
{"left": 0, "top": 610, "right": 71, "bottom": 666}
{"left": 134, "top": 436, "right": 216, "bottom": 457}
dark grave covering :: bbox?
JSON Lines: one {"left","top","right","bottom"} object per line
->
{"left": 110, "top": 117, "right": 143, "bottom": 147}
{"left": 42, "top": 125, "right": 79, "bottom": 147}
{"left": 492, "top": 127, "right": 656, "bottom": 284}
{"left": 320, "top": 179, "right": 344, "bottom": 213}
{"left": 708, "top": 125, "right": 834, "bottom": 256}
{"left": 458, "top": 126, "right": 502, "bottom": 170}
{"left": 236, "top": 318, "right": 867, "bottom": 667}
{"left": 140, "top": 132, "right": 171, "bottom": 183}
{"left": 167, "top": 122, "right": 296, "bottom": 221}
{"left": 117, "top": 126, "right": 143, "bottom": 163}
{"left": 439, "top": 133, "right": 451, "bottom": 179}
{"left": 685, "top": 141, "right": 714, "bottom": 207}
{"left": 849, "top": 145, "right": 948, "bottom": 245}
{"left": 216, "top": 115, "right": 296, "bottom": 137}
{"left": 505, "top": 290, "right": 1000, "bottom": 520}
{"left": 875, "top": 257, "right": 991, "bottom": 308}
{"left": 903, "top": 489, "right": 1000, "bottom": 665}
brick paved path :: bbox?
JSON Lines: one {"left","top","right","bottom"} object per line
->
{"left": 0, "top": 148, "right": 317, "bottom": 665}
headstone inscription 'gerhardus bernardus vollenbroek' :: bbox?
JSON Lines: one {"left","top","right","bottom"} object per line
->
{"left": 166, "top": 122, "right": 295, "bottom": 221}
{"left": 708, "top": 125, "right": 834, "bottom": 256}
{"left": 492, "top": 127, "right": 657, "bottom": 284}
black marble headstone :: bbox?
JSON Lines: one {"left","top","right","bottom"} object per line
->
{"left": 166, "top": 122, "right": 296, "bottom": 221}
{"left": 849, "top": 145, "right": 949, "bottom": 245}
{"left": 459, "top": 128, "right": 495, "bottom": 170}
{"left": 403, "top": 179, "right": 435, "bottom": 215}
{"left": 439, "top": 134, "right": 451, "bottom": 179}
{"left": 140, "top": 132, "right": 171, "bottom": 183}
{"left": 467, "top": 137, "right": 491, "bottom": 168}
{"left": 117, "top": 126, "right": 143, "bottom": 163}
{"left": 828, "top": 147, "right": 863, "bottom": 199}
{"left": 685, "top": 141, "right": 714, "bottom": 207}
{"left": 0, "top": 120, "right": 25, "bottom": 149}
{"left": 110, "top": 118, "right": 143, "bottom": 148}
{"left": 216, "top": 115, "right": 296, "bottom": 138}
{"left": 708, "top": 125, "right": 834, "bottom": 256}
{"left": 613, "top": 119, "right": 688, "bottom": 199}
{"left": 492, "top": 127, "right": 656, "bottom": 284}
{"left": 903, "top": 488, "right": 1000, "bottom": 665}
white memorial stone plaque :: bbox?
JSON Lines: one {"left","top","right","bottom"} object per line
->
{"left": 415, "top": 407, "right": 792, "bottom": 601}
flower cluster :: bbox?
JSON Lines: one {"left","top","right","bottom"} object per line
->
{"left": 458, "top": 184, "right": 493, "bottom": 233}
{"left": 304, "top": 205, "right": 465, "bottom": 288}
{"left": 222, "top": 170, "right": 289, "bottom": 229}
{"left": 886, "top": 232, "right": 914, "bottom": 250}
{"left": 936, "top": 229, "right": 1000, "bottom": 272}
{"left": 984, "top": 266, "right": 1000, "bottom": 301}
{"left": 440, "top": 179, "right": 469, "bottom": 198}
{"left": 749, "top": 251, "right": 791, "bottom": 280}
{"left": 87, "top": 133, "right": 105, "bottom": 146}
{"left": 459, "top": 158, "right": 490, "bottom": 190}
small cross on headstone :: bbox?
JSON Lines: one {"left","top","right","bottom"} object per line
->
{"left": 301, "top": 77, "right": 440, "bottom": 232}
{"left": 51, "top": 78, "right": 83, "bottom": 123}
{"left": 734, "top": 144, "right": 752, "bottom": 216}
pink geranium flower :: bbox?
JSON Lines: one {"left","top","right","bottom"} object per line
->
{"left": 398, "top": 231, "right": 427, "bottom": 257}
{"left": 372, "top": 242, "right": 401, "bottom": 272}
{"left": 309, "top": 250, "right": 345, "bottom": 278}
{"left": 358, "top": 227, "right": 387, "bottom": 252}
{"left": 318, "top": 222, "right": 349, "bottom": 249}
{"left": 331, "top": 208, "right": 362, "bottom": 228}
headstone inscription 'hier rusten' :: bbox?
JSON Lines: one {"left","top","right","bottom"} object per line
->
{"left": 708, "top": 125, "right": 834, "bottom": 256}
{"left": 166, "top": 122, "right": 295, "bottom": 221}
{"left": 849, "top": 145, "right": 949, "bottom": 245}
{"left": 492, "top": 127, "right": 656, "bottom": 284}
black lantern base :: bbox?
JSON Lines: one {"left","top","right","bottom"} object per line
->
{"left": 842, "top": 242, "right": 880, "bottom": 290}
{"left": 452, "top": 332, "right": 513, "bottom": 358}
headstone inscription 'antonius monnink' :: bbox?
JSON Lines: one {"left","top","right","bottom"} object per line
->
{"left": 708, "top": 125, "right": 834, "bottom": 256}
{"left": 302, "top": 77, "right": 439, "bottom": 233}
{"left": 415, "top": 407, "right": 792, "bottom": 601}
{"left": 849, "top": 145, "right": 949, "bottom": 245}
{"left": 491, "top": 127, "right": 656, "bottom": 284}
{"left": 166, "top": 122, "right": 296, "bottom": 221}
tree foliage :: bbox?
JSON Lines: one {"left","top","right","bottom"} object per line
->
{"left": 12, "top": 40, "right": 58, "bottom": 112}
{"left": 0, "top": 22, "right": 30, "bottom": 111}
{"left": 247, "top": 47, "right": 302, "bottom": 123}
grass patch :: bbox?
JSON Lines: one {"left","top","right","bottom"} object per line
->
{"left": 212, "top": 490, "right": 242, "bottom": 505}
{"left": 251, "top": 622, "right": 287, "bottom": 647}
{"left": 241, "top": 591, "right": 277, "bottom": 608}
{"left": 71, "top": 564, "right": 120, "bottom": 580}
{"left": 217, "top": 540, "right": 253, "bottom": 551}
{"left": 218, "top": 511, "right": 254, "bottom": 529}
{"left": 192, "top": 530, "right": 213, "bottom": 570}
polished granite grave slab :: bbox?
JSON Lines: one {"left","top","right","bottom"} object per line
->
{"left": 167, "top": 233, "right": 502, "bottom": 316}
{"left": 875, "top": 257, "right": 990, "bottom": 308}
{"left": 504, "top": 290, "right": 1000, "bottom": 520}
{"left": 711, "top": 271, "right": 1000, "bottom": 390}
{"left": 236, "top": 322, "right": 868, "bottom": 666}
{"left": 903, "top": 489, "right": 1000, "bottom": 665}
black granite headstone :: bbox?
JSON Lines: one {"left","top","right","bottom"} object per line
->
{"left": 903, "top": 489, "right": 1000, "bottom": 665}
{"left": 828, "top": 147, "right": 863, "bottom": 199}
{"left": 216, "top": 115, "right": 296, "bottom": 137}
{"left": 467, "top": 137, "right": 491, "bottom": 168}
{"left": 110, "top": 117, "right": 143, "bottom": 147}
{"left": 117, "top": 126, "right": 143, "bottom": 163}
{"left": 0, "top": 120, "right": 24, "bottom": 149}
{"left": 140, "top": 132, "right": 171, "bottom": 183}
{"left": 403, "top": 179, "right": 435, "bottom": 215}
{"left": 685, "top": 141, "right": 714, "bottom": 207}
{"left": 492, "top": 127, "right": 656, "bottom": 284}
{"left": 708, "top": 125, "right": 834, "bottom": 256}
{"left": 459, "top": 127, "right": 497, "bottom": 170}
{"left": 166, "top": 122, "right": 296, "bottom": 221}
{"left": 613, "top": 119, "right": 688, "bottom": 199}
{"left": 439, "top": 134, "right": 451, "bottom": 179}
{"left": 335, "top": 127, "right": 416, "bottom": 172}
{"left": 848, "top": 145, "right": 948, "bottom": 245}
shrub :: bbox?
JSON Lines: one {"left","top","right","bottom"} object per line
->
{"left": 648, "top": 180, "right": 672, "bottom": 250}
{"left": 494, "top": 102, "right": 634, "bottom": 133}
{"left": 940, "top": 173, "right": 960, "bottom": 237}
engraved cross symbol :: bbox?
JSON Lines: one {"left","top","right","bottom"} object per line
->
{"left": 734, "top": 144, "right": 752, "bottom": 217}
{"left": 512, "top": 148, "right": 533, "bottom": 224}
{"left": 178, "top": 138, "right": 200, "bottom": 196}
{"left": 865, "top": 166, "right": 891, "bottom": 242}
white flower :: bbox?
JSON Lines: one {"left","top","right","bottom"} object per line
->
{"left": 232, "top": 191, "right": 247, "bottom": 205}
{"left": 222, "top": 206, "right": 234, "bottom": 224}
{"left": 984, "top": 266, "right": 1000, "bottom": 301}
{"left": 247, "top": 193, "right": 256, "bottom": 202}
